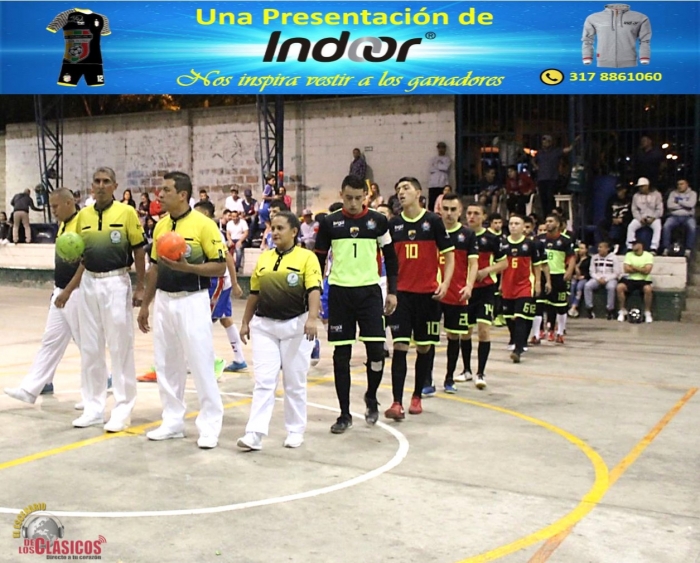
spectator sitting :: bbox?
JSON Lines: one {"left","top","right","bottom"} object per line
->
{"left": 505, "top": 165, "right": 535, "bottom": 215}
{"left": 226, "top": 210, "right": 248, "bottom": 273}
{"left": 349, "top": 148, "right": 367, "bottom": 180}
{"left": 138, "top": 193, "right": 151, "bottom": 226}
{"left": 218, "top": 209, "right": 232, "bottom": 239}
{"left": 261, "top": 199, "right": 289, "bottom": 250}
{"left": 477, "top": 168, "right": 502, "bottom": 214}
{"left": 224, "top": 186, "right": 245, "bottom": 214}
{"left": 568, "top": 242, "right": 591, "bottom": 318}
{"left": 617, "top": 239, "right": 654, "bottom": 323}
{"left": 10, "top": 188, "right": 43, "bottom": 244}
{"left": 278, "top": 186, "right": 292, "bottom": 210}
{"left": 387, "top": 182, "right": 402, "bottom": 216}
{"left": 600, "top": 183, "right": 631, "bottom": 253}
{"left": 365, "top": 182, "right": 383, "bottom": 209}
{"left": 433, "top": 185, "right": 452, "bottom": 216}
{"left": 627, "top": 177, "right": 663, "bottom": 253}
{"left": 144, "top": 215, "right": 156, "bottom": 243}
{"left": 149, "top": 189, "right": 163, "bottom": 220}
{"left": 583, "top": 240, "right": 621, "bottom": 320}
{"left": 0, "top": 211, "right": 10, "bottom": 244}
{"left": 662, "top": 179, "right": 696, "bottom": 258}
{"left": 121, "top": 189, "right": 136, "bottom": 208}
{"left": 198, "top": 188, "right": 210, "bottom": 202}
{"left": 300, "top": 209, "right": 318, "bottom": 250}
{"left": 73, "top": 191, "right": 82, "bottom": 211}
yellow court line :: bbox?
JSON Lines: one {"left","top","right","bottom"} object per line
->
{"left": 431, "top": 394, "right": 612, "bottom": 563}
{"left": 0, "top": 374, "right": 335, "bottom": 472}
{"left": 526, "top": 387, "right": 698, "bottom": 563}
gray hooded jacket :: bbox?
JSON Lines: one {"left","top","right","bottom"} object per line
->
{"left": 582, "top": 4, "right": 651, "bottom": 68}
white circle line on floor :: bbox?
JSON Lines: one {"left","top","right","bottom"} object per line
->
{"left": 0, "top": 391, "right": 410, "bottom": 518}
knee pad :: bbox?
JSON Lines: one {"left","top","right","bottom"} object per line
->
{"left": 364, "top": 341, "right": 385, "bottom": 372}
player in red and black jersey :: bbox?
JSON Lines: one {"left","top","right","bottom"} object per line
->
{"left": 422, "top": 194, "right": 479, "bottom": 395}
{"left": 500, "top": 214, "right": 546, "bottom": 363}
{"left": 459, "top": 203, "right": 508, "bottom": 389}
{"left": 385, "top": 177, "right": 454, "bottom": 420}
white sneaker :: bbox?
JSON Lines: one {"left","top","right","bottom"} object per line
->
{"left": 454, "top": 371, "right": 472, "bottom": 383}
{"left": 475, "top": 375, "right": 487, "bottom": 390}
{"left": 644, "top": 311, "right": 653, "bottom": 323}
{"left": 74, "top": 401, "right": 84, "bottom": 410}
{"left": 237, "top": 432, "right": 262, "bottom": 451}
{"left": 507, "top": 343, "right": 516, "bottom": 351}
{"left": 4, "top": 388, "right": 37, "bottom": 404}
{"left": 197, "top": 435, "right": 218, "bottom": 449}
{"left": 72, "top": 413, "right": 104, "bottom": 428}
{"left": 617, "top": 310, "right": 627, "bottom": 322}
{"left": 146, "top": 426, "right": 185, "bottom": 441}
{"left": 283, "top": 433, "right": 304, "bottom": 448}
{"left": 104, "top": 418, "right": 130, "bottom": 433}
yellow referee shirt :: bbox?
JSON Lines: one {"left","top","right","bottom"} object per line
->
{"left": 76, "top": 200, "right": 146, "bottom": 273}
{"left": 251, "top": 246, "right": 322, "bottom": 320}
{"left": 151, "top": 208, "right": 226, "bottom": 293}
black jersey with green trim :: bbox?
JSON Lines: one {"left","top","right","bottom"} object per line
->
{"left": 440, "top": 224, "right": 479, "bottom": 305}
{"left": 47, "top": 9, "right": 111, "bottom": 65}
{"left": 390, "top": 209, "right": 453, "bottom": 294}
{"left": 472, "top": 228, "right": 507, "bottom": 289}
{"left": 314, "top": 207, "right": 391, "bottom": 287}
{"left": 538, "top": 232, "right": 575, "bottom": 275}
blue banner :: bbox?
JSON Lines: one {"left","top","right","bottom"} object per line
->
{"left": 0, "top": 1, "right": 698, "bottom": 93}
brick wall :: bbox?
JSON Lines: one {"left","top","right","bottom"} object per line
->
{"left": 3, "top": 95, "right": 455, "bottom": 217}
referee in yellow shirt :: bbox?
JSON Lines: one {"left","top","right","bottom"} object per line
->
{"left": 65, "top": 167, "right": 146, "bottom": 432}
{"left": 137, "top": 172, "right": 227, "bottom": 449}
{"left": 237, "top": 211, "right": 322, "bottom": 451}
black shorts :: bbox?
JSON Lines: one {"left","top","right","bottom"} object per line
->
{"left": 327, "top": 284, "right": 385, "bottom": 345}
{"left": 389, "top": 291, "right": 442, "bottom": 345}
{"left": 546, "top": 274, "right": 570, "bottom": 310}
{"left": 619, "top": 278, "right": 652, "bottom": 296}
{"left": 442, "top": 303, "right": 470, "bottom": 334}
{"left": 502, "top": 297, "right": 536, "bottom": 320}
{"left": 57, "top": 63, "right": 105, "bottom": 87}
{"left": 467, "top": 285, "right": 496, "bottom": 325}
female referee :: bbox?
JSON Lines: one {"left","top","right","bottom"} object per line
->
{"left": 237, "top": 211, "right": 322, "bottom": 450}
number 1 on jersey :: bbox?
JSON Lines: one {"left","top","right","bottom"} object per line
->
{"left": 405, "top": 243, "right": 419, "bottom": 259}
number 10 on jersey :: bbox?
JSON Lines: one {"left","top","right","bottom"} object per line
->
{"left": 405, "top": 243, "right": 419, "bottom": 259}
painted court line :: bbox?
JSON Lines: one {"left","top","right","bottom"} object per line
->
{"left": 526, "top": 387, "right": 698, "bottom": 563}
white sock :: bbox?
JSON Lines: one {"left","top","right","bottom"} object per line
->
{"left": 556, "top": 314, "right": 567, "bottom": 335}
{"left": 225, "top": 324, "right": 246, "bottom": 363}
{"left": 531, "top": 316, "right": 543, "bottom": 338}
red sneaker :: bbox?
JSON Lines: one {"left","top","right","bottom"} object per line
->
{"left": 384, "top": 402, "right": 405, "bottom": 420}
{"left": 547, "top": 331, "right": 555, "bottom": 342}
{"left": 137, "top": 371, "right": 157, "bottom": 382}
{"left": 555, "top": 334, "right": 565, "bottom": 344}
{"left": 539, "top": 330, "right": 545, "bottom": 340}
{"left": 408, "top": 396, "right": 422, "bottom": 415}
{"left": 529, "top": 336, "right": 541, "bottom": 345}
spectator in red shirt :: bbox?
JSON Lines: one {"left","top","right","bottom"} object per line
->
{"left": 149, "top": 189, "right": 163, "bottom": 220}
{"left": 505, "top": 165, "right": 535, "bottom": 216}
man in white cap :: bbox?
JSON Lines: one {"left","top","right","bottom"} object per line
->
{"left": 627, "top": 177, "right": 663, "bottom": 253}
{"left": 299, "top": 209, "right": 318, "bottom": 250}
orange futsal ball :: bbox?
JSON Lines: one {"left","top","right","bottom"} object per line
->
{"left": 156, "top": 231, "right": 186, "bottom": 261}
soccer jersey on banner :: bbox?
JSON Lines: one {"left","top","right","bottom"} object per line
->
{"left": 472, "top": 228, "right": 507, "bottom": 289}
{"left": 500, "top": 236, "right": 546, "bottom": 299}
{"left": 390, "top": 210, "right": 454, "bottom": 294}
{"left": 47, "top": 9, "right": 111, "bottom": 87}
{"left": 440, "top": 225, "right": 478, "bottom": 305}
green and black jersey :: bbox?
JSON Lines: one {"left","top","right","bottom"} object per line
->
{"left": 76, "top": 200, "right": 146, "bottom": 273}
{"left": 314, "top": 207, "right": 393, "bottom": 288}
{"left": 538, "top": 232, "right": 574, "bottom": 275}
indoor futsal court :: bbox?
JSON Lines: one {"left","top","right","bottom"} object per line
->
{"left": 0, "top": 286, "right": 698, "bottom": 563}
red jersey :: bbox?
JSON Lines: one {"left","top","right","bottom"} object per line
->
{"left": 500, "top": 236, "right": 546, "bottom": 299}
{"left": 473, "top": 229, "right": 507, "bottom": 289}
{"left": 390, "top": 210, "right": 454, "bottom": 294}
{"left": 440, "top": 225, "right": 478, "bottom": 305}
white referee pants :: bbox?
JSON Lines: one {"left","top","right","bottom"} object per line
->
{"left": 79, "top": 272, "right": 136, "bottom": 422}
{"left": 21, "top": 287, "right": 81, "bottom": 397}
{"left": 153, "top": 290, "right": 223, "bottom": 438}
{"left": 246, "top": 314, "right": 313, "bottom": 436}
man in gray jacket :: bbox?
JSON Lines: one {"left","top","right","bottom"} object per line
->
{"left": 582, "top": 4, "right": 651, "bottom": 68}
{"left": 662, "top": 179, "right": 697, "bottom": 257}
{"left": 626, "top": 177, "right": 663, "bottom": 253}
{"left": 583, "top": 241, "right": 621, "bottom": 319}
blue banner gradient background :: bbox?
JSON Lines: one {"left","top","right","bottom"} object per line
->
{"left": 0, "top": 1, "right": 698, "bottom": 93}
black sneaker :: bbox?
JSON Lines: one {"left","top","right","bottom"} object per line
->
{"left": 606, "top": 309, "right": 615, "bottom": 320}
{"left": 586, "top": 307, "right": 595, "bottom": 319}
{"left": 330, "top": 416, "right": 353, "bottom": 434}
{"left": 364, "top": 394, "right": 379, "bottom": 425}
{"left": 41, "top": 383, "right": 54, "bottom": 395}
{"left": 510, "top": 351, "right": 521, "bottom": 364}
